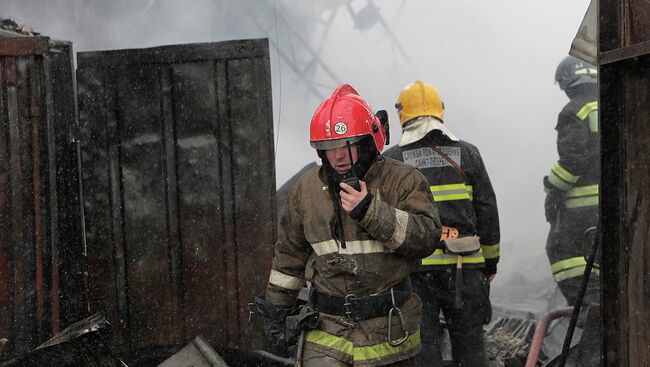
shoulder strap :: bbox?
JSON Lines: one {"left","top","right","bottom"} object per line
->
{"left": 423, "top": 141, "right": 468, "bottom": 182}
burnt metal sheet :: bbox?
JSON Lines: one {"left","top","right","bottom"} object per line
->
{"left": 77, "top": 38, "right": 275, "bottom": 351}
{"left": 599, "top": 1, "right": 650, "bottom": 365}
{"left": 0, "top": 36, "right": 85, "bottom": 355}
{"left": 600, "top": 56, "right": 650, "bottom": 367}
{"left": 600, "top": 0, "right": 650, "bottom": 53}
{"left": 0, "top": 37, "right": 49, "bottom": 56}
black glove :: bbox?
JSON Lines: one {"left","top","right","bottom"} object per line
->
{"left": 545, "top": 194, "right": 558, "bottom": 222}
{"left": 349, "top": 192, "right": 373, "bottom": 221}
{"left": 543, "top": 176, "right": 563, "bottom": 223}
{"left": 252, "top": 296, "right": 296, "bottom": 357}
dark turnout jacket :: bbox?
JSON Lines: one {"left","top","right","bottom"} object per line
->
{"left": 384, "top": 131, "right": 500, "bottom": 274}
{"left": 545, "top": 88, "right": 599, "bottom": 209}
{"left": 266, "top": 156, "right": 441, "bottom": 366}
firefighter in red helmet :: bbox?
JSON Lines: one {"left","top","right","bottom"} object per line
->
{"left": 255, "top": 84, "right": 441, "bottom": 366}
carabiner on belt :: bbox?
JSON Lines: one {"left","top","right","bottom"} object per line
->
{"left": 387, "top": 288, "right": 409, "bottom": 347}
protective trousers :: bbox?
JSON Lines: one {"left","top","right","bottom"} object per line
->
{"left": 411, "top": 268, "right": 490, "bottom": 367}
{"left": 545, "top": 206, "right": 600, "bottom": 306}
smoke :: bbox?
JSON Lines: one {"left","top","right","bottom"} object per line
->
{"left": 2, "top": 0, "right": 590, "bottom": 311}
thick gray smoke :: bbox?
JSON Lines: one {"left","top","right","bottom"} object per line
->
{"left": 2, "top": 0, "right": 590, "bottom": 311}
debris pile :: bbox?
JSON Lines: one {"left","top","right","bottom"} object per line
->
{"left": 0, "top": 18, "right": 37, "bottom": 36}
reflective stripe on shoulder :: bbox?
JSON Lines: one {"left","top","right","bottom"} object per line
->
{"left": 430, "top": 183, "right": 473, "bottom": 202}
{"left": 311, "top": 239, "right": 394, "bottom": 256}
{"left": 577, "top": 101, "right": 598, "bottom": 120}
{"left": 421, "top": 248, "right": 485, "bottom": 266}
{"left": 577, "top": 101, "right": 599, "bottom": 132}
{"left": 268, "top": 269, "right": 305, "bottom": 291}
{"left": 481, "top": 243, "right": 500, "bottom": 260}
{"left": 305, "top": 329, "right": 421, "bottom": 362}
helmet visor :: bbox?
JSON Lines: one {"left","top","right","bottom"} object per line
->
{"left": 310, "top": 135, "right": 365, "bottom": 150}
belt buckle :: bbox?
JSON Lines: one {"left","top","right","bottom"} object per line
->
{"left": 344, "top": 294, "right": 358, "bottom": 318}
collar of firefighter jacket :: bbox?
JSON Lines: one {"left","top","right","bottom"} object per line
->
{"left": 399, "top": 116, "right": 459, "bottom": 146}
{"left": 318, "top": 156, "right": 383, "bottom": 187}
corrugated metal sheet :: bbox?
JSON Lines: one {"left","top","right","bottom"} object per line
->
{"left": 0, "top": 35, "right": 86, "bottom": 354}
{"left": 77, "top": 38, "right": 276, "bottom": 351}
{"left": 599, "top": 1, "right": 650, "bottom": 365}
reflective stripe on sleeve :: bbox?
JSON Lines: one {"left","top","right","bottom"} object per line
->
{"left": 552, "top": 257, "right": 587, "bottom": 274}
{"left": 421, "top": 248, "right": 485, "bottom": 266}
{"left": 548, "top": 162, "right": 579, "bottom": 191}
{"left": 268, "top": 269, "right": 305, "bottom": 291}
{"left": 481, "top": 243, "right": 500, "bottom": 260}
{"left": 552, "top": 262, "right": 600, "bottom": 282}
{"left": 311, "top": 240, "right": 394, "bottom": 256}
{"left": 430, "top": 183, "right": 473, "bottom": 202}
{"left": 305, "top": 329, "right": 421, "bottom": 362}
{"left": 390, "top": 208, "right": 409, "bottom": 249}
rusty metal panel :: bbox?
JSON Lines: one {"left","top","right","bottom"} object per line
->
{"left": 0, "top": 36, "right": 84, "bottom": 355}
{"left": 600, "top": 1, "right": 650, "bottom": 364}
{"left": 600, "top": 0, "right": 650, "bottom": 53}
{"left": 626, "top": 0, "right": 650, "bottom": 46}
{"left": 77, "top": 38, "right": 275, "bottom": 351}
{"left": 600, "top": 56, "right": 650, "bottom": 367}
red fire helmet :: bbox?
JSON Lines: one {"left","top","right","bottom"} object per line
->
{"left": 309, "top": 84, "right": 386, "bottom": 152}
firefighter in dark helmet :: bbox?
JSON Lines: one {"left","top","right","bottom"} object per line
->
{"left": 384, "top": 80, "right": 500, "bottom": 367}
{"left": 544, "top": 56, "right": 600, "bottom": 306}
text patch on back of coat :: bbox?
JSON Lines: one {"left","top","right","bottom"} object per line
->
{"left": 402, "top": 146, "right": 461, "bottom": 169}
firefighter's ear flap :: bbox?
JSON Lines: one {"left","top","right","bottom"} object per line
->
{"left": 376, "top": 110, "right": 389, "bottom": 145}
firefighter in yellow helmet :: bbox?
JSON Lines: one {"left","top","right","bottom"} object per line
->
{"left": 384, "top": 81, "right": 500, "bottom": 367}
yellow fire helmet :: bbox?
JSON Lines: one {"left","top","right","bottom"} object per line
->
{"left": 395, "top": 80, "right": 444, "bottom": 125}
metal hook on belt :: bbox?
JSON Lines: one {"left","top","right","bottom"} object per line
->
{"left": 387, "top": 288, "right": 409, "bottom": 347}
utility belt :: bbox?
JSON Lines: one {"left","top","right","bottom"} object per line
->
{"left": 309, "top": 277, "right": 412, "bottom": 321}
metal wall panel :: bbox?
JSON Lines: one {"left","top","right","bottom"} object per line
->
{"left": 600, "top": 1, "right": 650, "bottom": 365}
{"left": 77, "top": 39, "right": 276, "bottom": 350}
{"left": 600, "top": 0, "right": 650, "bottom": 53}
{"left": 0, "top": 35, "right": 85, "bottom": 354}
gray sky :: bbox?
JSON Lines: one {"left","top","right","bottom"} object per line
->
{"left": 3, "top": 0, "right": 591, "bottom": 308}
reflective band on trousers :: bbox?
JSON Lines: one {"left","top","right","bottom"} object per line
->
{"left": 548, "top": 162, "right": 579, "bottom": 191}
{"left": 421, "top": 248, "right": 485, "bottom": 266}
{"left": 564, "top": 184, "right": 599, "bottom": 208}
{"left": 481, "top": 243, "right": 500, "bottom": 260}
{"left": 305, "top": 329, "right": 421, "bottom": 362}
{"left": 430, "top": 183, "right": 473, "bottom": 202}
